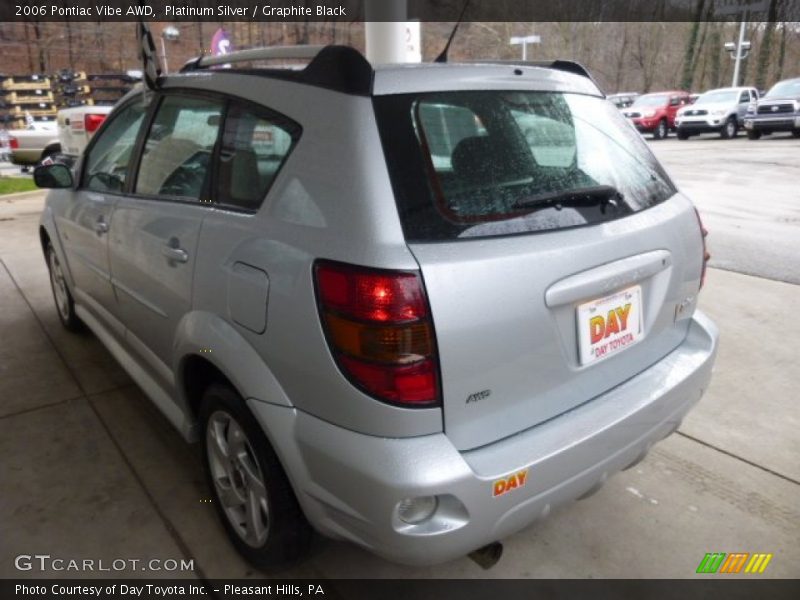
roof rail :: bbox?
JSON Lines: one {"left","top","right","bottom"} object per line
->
{"left": 180, "top": 45, "right": 374, "bottom": 96}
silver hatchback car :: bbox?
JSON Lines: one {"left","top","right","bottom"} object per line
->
{"left": 36, "top": 45, "right": 718, "bottom": 568}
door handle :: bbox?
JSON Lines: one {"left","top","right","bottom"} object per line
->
{"left": 162, "top": 244, "right": 189, "bottom": 264}
{"left": 94, "top": 218, "right": 109, "bottom": 235}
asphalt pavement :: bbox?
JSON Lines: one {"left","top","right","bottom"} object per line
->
{"left": 650, "top": 132, "right": 800, "bottom": 285}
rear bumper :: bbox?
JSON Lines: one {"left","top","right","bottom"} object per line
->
{"left": 250, "top": 311, "right": 718, "bottom": 566}
{"left": 10, "top": 149, "right": 42, "bottom": 166}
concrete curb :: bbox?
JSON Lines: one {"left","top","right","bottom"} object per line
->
{"left": 0, "top": 190, "right": 45, "bottom": 202}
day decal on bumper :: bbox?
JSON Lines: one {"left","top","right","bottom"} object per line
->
{"left": 492, "top": 469, "right": 529, "bottom": 497}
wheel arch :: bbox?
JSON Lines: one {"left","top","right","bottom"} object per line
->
{"left": 39, "top": 225, "right": 50, "bottom": 258}
{"left": 174, "top": 310, "right": 294, "bottom": 441}
{"left": 41, "top": 142, "right": 62, "bottom": 160}
{"left": 39, "top": 211, "right": 77, "bottom": 289}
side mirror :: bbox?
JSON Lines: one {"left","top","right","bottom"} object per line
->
{"left": 33, "top": 163, "right": 74, "bottom": 189}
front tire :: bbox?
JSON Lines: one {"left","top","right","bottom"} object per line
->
{"left": 721, "top": 117, "right": 738, "bottom": 139}
{"left": 747, "top": 130, "right": 762, "bottom": 140}
{"left": 46, "top": 242, "right": 83, "bottom": 332}
{"left": 652, "top": 119, "right": 668, "bottom": 140}
{"left": 200, "top": 383, "right": 312, "bottom": 569}
{"left": 792, "top": 130, "right": 800, "bottom": 138}
{"left": 677, "top": 130, "right": 690, "bottom": 140}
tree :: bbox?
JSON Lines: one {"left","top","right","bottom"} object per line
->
{"left": 708, "top": 24, "right": 723, "bottom": 89}
{"left": 680, "top": 0, "right": 706, "bottom": 91}
{"left": 774, "top": 22, "right": 787, "bottom": 82}
{"left": 632, "top": 23, "right": 665, "bottom": 92}
{"left": 754, "top": 0, "right": 778, "bottom": 89}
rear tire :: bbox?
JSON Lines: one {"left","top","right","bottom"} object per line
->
{"left": 652, "top": 119, "right": 668, "bottom": 140}
{"left": 792, "top": 130, "right": 800, "bottom": 138}
{"left": 46, "top": 242, "right": 83, "bottom": 332}
{"left": 200, "top": 383, "right": 312, "bottom": 569}
{"left": 721, "top": 117, "right": 738, "bottom": 139}
{"left": 677, "top": 130, "right": 690, "bottom": 140}
{"left": 747, "top": 130, "right": 762, "bottom": 140}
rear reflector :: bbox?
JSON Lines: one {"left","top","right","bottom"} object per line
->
{"left": 9, "top": 137, "right": 18, "bottom": 150}
{"left": 338, "top": 355, "right": 438, "bottom": 405}
{"left": 694, "top": 208, "right": 710, "bottom": 289}
{"left": 314, "top": 260, "right": 440, "bottom": 407}
{"left": 84, "top": 113, "right": 106, "bottom": 134}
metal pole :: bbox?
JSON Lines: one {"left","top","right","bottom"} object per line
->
{"left": 365, "top": 0, "right": 408, "bottom": 64}
{"left": 522, "top": 42, "right": 527, "bottom": 61}
{"left": 160, "top": 36, "right": 169, "bottom": 74}
{"left": 732, "top": 15, "right": 747, "bottom": 87}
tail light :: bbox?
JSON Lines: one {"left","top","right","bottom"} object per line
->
{"left": 694, "top": 208, "right": 710, "bottom": 289}
{"left": 314, "top": 260, "right": 440, "bottom": 407}
{"left": 9, "top": 137, "right": 18, "bottom": 150}
{"left": 84, "top": 113, "right": 106, "bottom": 134}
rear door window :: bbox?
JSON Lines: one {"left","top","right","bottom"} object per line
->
{"left": 215, "top": 102, "right": 300, "bottom": 211}
{"left": 374, "top": 91, "right": 676, "bottom": 241}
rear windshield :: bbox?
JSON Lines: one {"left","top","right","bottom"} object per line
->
{"left": 374, "top": 91, "right": 676, "bottom": 242}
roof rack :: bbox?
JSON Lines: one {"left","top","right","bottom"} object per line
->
{"left": 178, "top": 45, "right": 600, "bottom": 98}
{"left": 467, "top": 59, "right": 601, "bottom": 91}
{"left": 180, "top": 45, "right": 375, "bottom": 96}
{"left": 188, "top": 45, "right": 326, "bottom": 69}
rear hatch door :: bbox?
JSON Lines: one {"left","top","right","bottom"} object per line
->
{"left": 375, "top": 89, "right": 704, "bottom": 450}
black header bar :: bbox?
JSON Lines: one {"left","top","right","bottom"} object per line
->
{"left": 3, "top": 0, "right": 799, "bottom": 22}
{"left": 3, "top": 579, "right": 800, "bottom": 600}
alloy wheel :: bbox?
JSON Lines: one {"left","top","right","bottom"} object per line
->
{"left": 48, "top": 249, "right": 70, "bottom": 322}
{"left": 206, "top": 410, "right": 270, "bottom": 547}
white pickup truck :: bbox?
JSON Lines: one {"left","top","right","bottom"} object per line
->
{"left": 56, "top": 105, "right": 113, "bottom": 158}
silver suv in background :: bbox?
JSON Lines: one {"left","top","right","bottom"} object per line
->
{"left": 675, "top": 86, "right": 758, "bottom": 139}
{"left": 744, "top": 77, "right": 800, "bottom": 139}
{"left": 35, "top": 45, "right": 718, "bottom": 568}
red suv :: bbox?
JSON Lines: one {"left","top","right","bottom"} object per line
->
{"left": 622, "top": 91, "right": 692, "bottom": 139}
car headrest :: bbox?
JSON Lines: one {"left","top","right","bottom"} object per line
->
{"left": 451, "top": 135, "right": 528, "bottom": 187}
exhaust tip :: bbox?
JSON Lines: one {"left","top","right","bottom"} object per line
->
{"left": 468, "top": 541, "right": 503, "bottom": 570}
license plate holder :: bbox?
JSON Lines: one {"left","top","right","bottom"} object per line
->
{"left": 577, "top": 285, "right": 644, "bottom": 366}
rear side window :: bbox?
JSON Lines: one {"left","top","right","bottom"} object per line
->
{"left": 215, "top": 102, "right": 300, "bottom": 211}
{"left": 374, "top": 91, "right": 676, "bottom": 241}
{"left": 135, "top": 95, "right": 223, "bottom": 200}
{"left": 83, "top": 101, "right": 146, "bottom": 193}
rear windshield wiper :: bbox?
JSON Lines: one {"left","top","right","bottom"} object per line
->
{"left": 512, "top": 185, "right": 623, "bottom": 212}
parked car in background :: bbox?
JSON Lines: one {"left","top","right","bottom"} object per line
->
{"left": 675, "top": 87, "right": 758, "bottom": 139}
{"left": 743, "top": 77, "right": 800, "bottom": 139}
{"left": 622, "top": 91, "right": 692, "bottom": 139}
{"left": 57, "top": 105, "right": 113, "bottom": 160}
{"left": 607, "top": 92, "right": 639, "bottom": 109}
{"left": 8, "top": 120, "right": 59, "bottom": 168}
{"left": 35, "top": 45, "right": 718, "bottom": 568}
